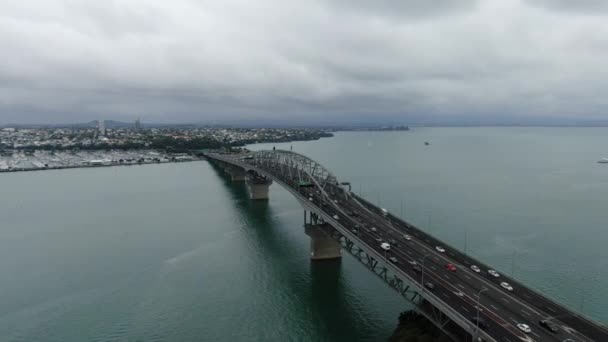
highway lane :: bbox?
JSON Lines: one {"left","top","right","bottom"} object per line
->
{"left": 330, "top": 187, "right": 592, "bottom": 342}
{"left": 350, "top": 194, "right": 605, "bottom": 342}
{"left": 321, "top": 195, "right": 556, "bottom": 342}
{"left": 292, "top": 173, "right": 587, "bottom": 342}
{"left": 340, "top": 191, "right": 603, "bottom": 342}
{"left": 253, "top": 160, "right": 563, "bottom": 342}
{"left": 281, "top": 173, "right": 539, "bottom": 341}
{"left": 209, "top": 153, "right": 606, "bottom": 342}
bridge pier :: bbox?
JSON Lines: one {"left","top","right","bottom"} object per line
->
{"left": 304, "top": 224, "right": 342, "bottom": 260}
{"left": 246, "top": 175, "right": 272, "bottom": 200}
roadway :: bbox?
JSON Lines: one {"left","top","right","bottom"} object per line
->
{"left": 297, "top": 181, "right": 562, "bottom": 342}
{"left": 353, "top": 194, "right": 608, "bottom": 342}
{"left": 208, "top": 152, "right": 607, "bottom": 342}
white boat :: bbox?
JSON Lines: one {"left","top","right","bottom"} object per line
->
{"left": 598, "top": 158, "right": 608, "bottom": 164}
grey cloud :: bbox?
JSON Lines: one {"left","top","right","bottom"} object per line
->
{"left": 327, "top": 0, "right": 479, "bottom": 19}
{"left": 0, "top": 0, "right": 608, "bottom": 125}
{"left": 527, "top": 0, "right": 608, "bottom": 14}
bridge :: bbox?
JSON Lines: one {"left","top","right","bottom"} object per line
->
{"left": 204, "top": 149, "right": 607, "bottom": 342}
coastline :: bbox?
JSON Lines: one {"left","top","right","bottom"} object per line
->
{"left": 0, "top": 133, "right": 334, "bottom": 174}
{"left": 0, "top": 158, "right": 201, "bottom": 173}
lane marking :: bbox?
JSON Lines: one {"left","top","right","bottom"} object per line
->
{"left": 329, "top": 197, "right": 550, "bottom": 340}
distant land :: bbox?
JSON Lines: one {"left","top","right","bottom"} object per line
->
{"left": 5, "top": 120, "right": 608, "bottom": 129}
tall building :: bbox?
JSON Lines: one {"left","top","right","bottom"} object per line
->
{"left": 98, "top": 120, "right": 106, "bottom": 136}
{"left": 134, "top": 118, "right": 141, "bottom": 131}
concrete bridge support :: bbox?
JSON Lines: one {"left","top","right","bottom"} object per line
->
{"left": 304, "top": 224, "right": 342, "bottom": 260}
{"left": 246, "top": 176, "right": 272, "bottom": 200}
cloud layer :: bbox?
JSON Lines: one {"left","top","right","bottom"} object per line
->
{"left": 1, "top": 0, "right": 607, "bottom": 124}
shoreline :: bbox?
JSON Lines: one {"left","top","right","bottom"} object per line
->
{"left": 0, "top": 134, "right": 334, "bottom": 174}
{"left": 0, "top": 158, "right": 201, "bottom": 173}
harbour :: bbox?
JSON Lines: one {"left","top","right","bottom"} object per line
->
{"left": 0, "top": 150, "right": 197, "bottom": 172}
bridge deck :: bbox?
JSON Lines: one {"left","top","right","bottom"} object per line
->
{"left": 206, "top": 151, "right": 607, "bottom": 342}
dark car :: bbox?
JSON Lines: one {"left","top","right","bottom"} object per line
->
{"left": 471, "top": 316, "right": 488, "bottom": 329}
{"left": 539, "top": 319, "right": 559, "bottom": 333}
{"left": 413, "top": 265, "right": 423, "bottom": 273}
{"left": 424, "top": 282, "right": 435, "bottom": 291}
{"left": 389, "top": 238, "right": 398, "bottom": 245}
{"left": 388, "top": 256, "right": 398, "bottom": 263}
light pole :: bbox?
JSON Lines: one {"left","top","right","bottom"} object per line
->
{"left": 420, "top": 253, "right": 432, "bottom": 291}
{"left": 475, "top": 288, "right": 488, "bottom": 340}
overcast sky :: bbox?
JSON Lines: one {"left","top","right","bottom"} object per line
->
{"left": 1, "top": 0, "right": 608, "bottom": 125}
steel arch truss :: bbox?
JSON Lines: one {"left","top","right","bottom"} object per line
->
{"left": 246, "top": 149, "right": 347, "bottom": 206}
{"left": 251, "top": 150, "right": 336, "bottom": 185}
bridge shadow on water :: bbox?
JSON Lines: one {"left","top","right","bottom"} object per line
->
{"left": 209, "top": 162, "right": 388, "bottom": 342}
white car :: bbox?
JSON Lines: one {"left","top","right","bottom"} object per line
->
{"left": 309, "top": 197, "right": 314, "bottom": 202}
{"left": 371, "top": 227, "right": 377, "bottom": 232}
{"left": 408, "top": 260, "right": 418, "bottom": 266}
{"left": 333, "top": 215, "right": 339, "bottom": 220}
{"left": 470, "top": 265, "right": 481, "bottom": 273}
{"left": 380, "top": 242, "right": 391, "bottom": 251}
{"left": 435, "top": 246, "right": 445, "bottom": 253}
{"left": 453, "top": 290, "right": 464, "bottom": 297}
{"left": 403, "top": 235, "right": 412, "bottom": 241}
{"left": 488, "top": 269, "right": 500, "bottom": 278}
{"left": 500, "top": 282, "right": 513, "bottom": 292}
{"left": 517, "top": 323, "right": 532, "bottom": 333}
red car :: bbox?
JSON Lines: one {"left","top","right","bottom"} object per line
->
{"left": 446, "top": 263, "right": 457, "bottom": 272}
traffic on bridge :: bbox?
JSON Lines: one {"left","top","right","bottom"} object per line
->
{"left": 205, "top": 149, "right": 608, "bottom": 342}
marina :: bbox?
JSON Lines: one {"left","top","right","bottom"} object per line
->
{"left": 0, "top": 150, "right": 196, "bottom": 172}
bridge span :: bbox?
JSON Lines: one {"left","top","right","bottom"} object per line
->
{"left": 204, "top": 149, "right": 607, "bottom": 342}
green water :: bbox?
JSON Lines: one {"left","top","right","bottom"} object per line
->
{"left": 1, "top": 128, "right": 607, "bottom": 341}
